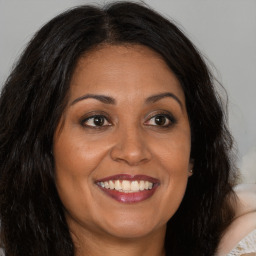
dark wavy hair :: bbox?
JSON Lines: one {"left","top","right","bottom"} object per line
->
{"left": 0, "top": 2, "right": 238, "bottom": 255}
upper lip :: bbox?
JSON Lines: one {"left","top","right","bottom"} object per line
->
{"left": 95, "top": 174, "right": 160, "bottom": 184}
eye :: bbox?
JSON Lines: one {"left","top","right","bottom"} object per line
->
{"left": 82, "top": 115, "right": 111, "bottom": 128}
{"left": 145, "top": 113, "right": 176, "bottom": 127}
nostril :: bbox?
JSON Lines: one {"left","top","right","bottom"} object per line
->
{"left": 109, "top": 140, "right": 151, "bottom": 165}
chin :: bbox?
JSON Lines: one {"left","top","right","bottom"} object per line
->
{"left": 96, "top": 210, "right": 167, "bottom": 239}
{"left": 103, "top": 221, "right": 164, "bottom": 239}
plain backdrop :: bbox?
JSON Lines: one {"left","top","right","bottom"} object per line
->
{"left": 0, "top": 0, "right": 255, "bottom": 182}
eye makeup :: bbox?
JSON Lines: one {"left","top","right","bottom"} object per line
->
{"left": 144, "top": 110, "right": 177, "bottom": 128}
{"left": 78, "top": 108, "right": 177, "bottom": 132}
{"left": 79, "top": 111, "right": 112, "bottom": 130}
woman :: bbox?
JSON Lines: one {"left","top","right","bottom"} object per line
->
{"left": 0, "top": 2, "right": 255, "bottom": 256}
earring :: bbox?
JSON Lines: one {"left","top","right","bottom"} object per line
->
{"left": 189, "top": 169, "right": 193, "bottom": 175}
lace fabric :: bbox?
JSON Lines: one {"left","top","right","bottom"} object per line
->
{"left": 226, "top": 229, "right": 256, "bottom": 256}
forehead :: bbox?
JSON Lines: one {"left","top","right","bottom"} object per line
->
{"left": 69, "top": 44, "right": 185, "bottom": 103}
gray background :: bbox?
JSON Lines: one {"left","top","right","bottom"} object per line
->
{"left": 0, "top": 0, "right": 255, "bottom": 182}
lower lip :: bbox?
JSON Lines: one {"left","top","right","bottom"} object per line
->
{"left": 97, "top": 185, "right": 159, "bottom": 203}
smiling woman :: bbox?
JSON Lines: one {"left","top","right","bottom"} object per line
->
{"left": 54, "top": 45, "right": 192, "bottom": 246}
{"left": 0, "top": 1, "right": 253, "bottom": 256}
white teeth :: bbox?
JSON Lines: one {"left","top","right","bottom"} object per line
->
{"left": 98, "top": 180, "right": 154, "bottom": 192}
{"left": 139, "top": 181, "right": 145, "bottom": 191}
{"left": 122, "top": 180, "right": 131, "bottom": 191}
{"left": 109, "top": 180, "right": 115, "bottom": 189}
{"left": 131, "top": 181, "right": 139, "bottom": 192}
{"left": 104, "top": 181, "right": 110, "bottom": 189}
{"left": 114, "top": 180, "right": 122, "bottom": 190}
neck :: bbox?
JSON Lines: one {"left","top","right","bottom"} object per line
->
{"left": 70, "top": 223, "right": 166, "bottom": 256}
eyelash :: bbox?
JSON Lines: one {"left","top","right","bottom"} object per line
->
{"left": 81, "top": 112, "right": 176, "bottom": 129}
{"left": 145, "top": 112, "right": 177, "bottom": 128}
{"left": 81, "top": 114, "right": 112, "bottom": 129}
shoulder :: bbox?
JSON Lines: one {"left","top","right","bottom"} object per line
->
{"left": 226, "top": 229, "right": 256, "bottom": 256}
{"left": 217, "top": 184, "right": 256, "bottom": 255}
{"left": 0, "top": 248, "right": 4, "bottom": 256}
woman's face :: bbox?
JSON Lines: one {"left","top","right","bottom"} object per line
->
{"left": 53, "top": 44, "right": 193, "bottom": 240}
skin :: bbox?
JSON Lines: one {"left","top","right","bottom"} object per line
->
{"left": 53, "top": 44, "right": 193, "bottom": 256}
{"left": 217, "top": 184, "right": 256, "bottom": 255}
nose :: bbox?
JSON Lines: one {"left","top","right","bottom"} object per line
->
{"left": 110, "top": 126, "right": 151, "bottom": 166}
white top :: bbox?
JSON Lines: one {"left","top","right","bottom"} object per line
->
{"left": 226, "top": 229, "right": 256, "bottom": 256}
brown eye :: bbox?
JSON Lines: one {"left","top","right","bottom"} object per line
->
{"left": 154, "top": 115, "right": 168, "bottom": 126}
{"left": 145, "top": 113, "right": 176, "bottom": 127}
{"left": 83, "top": 115, "right": 111, "bottom": 127}
{"left": 93, "top": 116, "right": 105, "bottom": 126}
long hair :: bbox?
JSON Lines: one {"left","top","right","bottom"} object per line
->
{"left": 0, "top": 2, "right": 238, "bottom": 255}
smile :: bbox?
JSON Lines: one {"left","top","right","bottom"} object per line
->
{"left": 98, "top": 180, "right": 154, "bottom": 192}
{"left": 95, "top": 174, "right": 160, "bottom": 203}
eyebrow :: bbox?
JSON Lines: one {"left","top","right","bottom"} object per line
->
{"left": 71, "top": 94, "right": 116, "bottom": 105}
{"left": 145, "top": 92, "right": 183, "bottom": 109}
{"left": 70, "top": 92, "right": 182, "bottom": 108}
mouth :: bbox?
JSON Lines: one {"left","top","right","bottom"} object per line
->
{"left": 95, "top": 174, "right": 160, "bottom": 203}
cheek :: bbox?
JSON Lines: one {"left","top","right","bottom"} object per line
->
{"left": 53, "top": 128, "right": 107, "bottom": 217}
{"left": 156, "top": 161, "right": 189, "bottom": 226}
{"left": 151, "top": 126, "right": 191, "bottom": 173}
{"left": 148, "top": 129, "right": 191, "bottom": 222}
{"left": 54, "top": 126, "right": 109, "bottom": 177}
{"left": 160, "top": 133, "right": 191, "bottom": 200}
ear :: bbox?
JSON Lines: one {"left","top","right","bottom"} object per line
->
{"left": 188, "top": 159, "right": 194, "bottom": 177}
